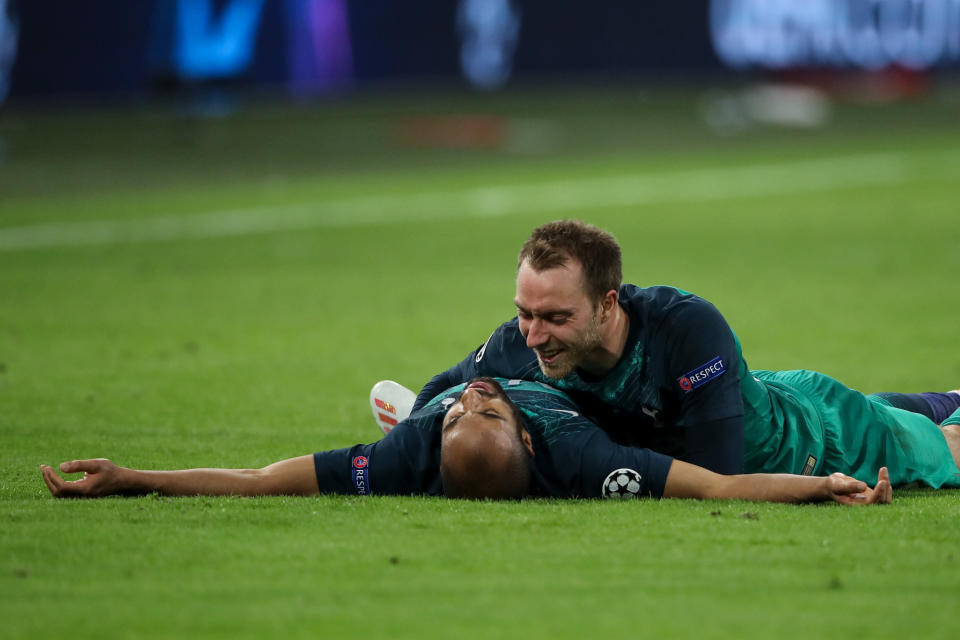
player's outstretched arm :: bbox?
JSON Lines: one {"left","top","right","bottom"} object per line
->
{"left": 663, "top": 460, "right": 891, "bottom": 505}
{"left": 40, "top": 456, "right": 319, "bottom": 499}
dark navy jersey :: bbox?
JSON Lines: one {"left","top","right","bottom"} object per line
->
{"left": 414, "top": 285, "right": 746, "bottom": 474}
{"left": 313, "top": 379, "right": 674, "bottom": 499}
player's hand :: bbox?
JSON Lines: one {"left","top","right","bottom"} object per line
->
{"left": 41, "top": 459, "right": 129, "bottom": 498}
{"left": 824, "top": 467, "right": 892, "bottom": 505}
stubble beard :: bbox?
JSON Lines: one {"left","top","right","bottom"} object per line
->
{"left": 536, "top": 313, "right": 604, "bottom": 380}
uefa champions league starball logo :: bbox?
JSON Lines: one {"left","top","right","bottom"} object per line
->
{"left": 601, "top": 468, "right": 642, "bottom": 499}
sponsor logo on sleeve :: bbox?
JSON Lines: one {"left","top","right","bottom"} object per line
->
{"left": 801, "top": 455, "right": 817, "bottom": 476}
{"left": 677, "top": 356, "right": 726, "bottom": 393}
{"left": 352, "top": 456, "right": 370, "bottom": 495}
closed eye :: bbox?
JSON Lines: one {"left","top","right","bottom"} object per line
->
{"left": 443, "top": 410, "right": 504, "bottom": 430}
{"left": 515, "top": 305, "right": 572, "bottom": 325}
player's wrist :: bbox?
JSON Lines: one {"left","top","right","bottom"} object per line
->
{"left": 818, "top": 475, "right": 837, "bottom": 501}
{"left": 116, "top": 467, "right": 151, "bottom": 495}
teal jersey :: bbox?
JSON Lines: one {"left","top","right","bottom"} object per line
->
{"left": 740, "top": 367, "right": 960, "bottom": 488}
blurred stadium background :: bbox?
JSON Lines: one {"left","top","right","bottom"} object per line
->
{"left": 3, "top": 2, "right": 960, "bottom": 639}
{"left": 2, "top": 0, "right": 959, "bottom": 193}
{"left": 6, "top": 0, "right": 960, "bottom": 99}
{"left": 2, "top": 1, "right": 959, "bottom": 198}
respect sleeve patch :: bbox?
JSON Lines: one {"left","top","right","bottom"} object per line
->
{"left": 677, "top": 356, "right": 727, "bottom": 393}
{"left": 352, "top": 455, "right": 371, "bottom": 495}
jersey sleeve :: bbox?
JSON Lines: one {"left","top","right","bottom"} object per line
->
{"left": 529, "top": 408, "right": 674, "bottom": 499}
{"left": 548, "top": 429, "right": 674, "bottom": 499}
{"left": 660, "top": 298, "right": 745, "bottom": 474}
{"left": 682, "top": 416, "right": 744, "bottom": 475}
{"left": 312, "top": 419, "right": 442, "bottom": 496}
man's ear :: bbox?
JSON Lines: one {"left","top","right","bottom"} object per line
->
{"left": 520, "top": 429, "right": 534, "bottom": 457}
{"left": 599, "top": 289, "right": 619, "bottom": 321}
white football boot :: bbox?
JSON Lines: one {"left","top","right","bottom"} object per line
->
{"left": 369, "top": 380, "right": 417, "bottom": 435}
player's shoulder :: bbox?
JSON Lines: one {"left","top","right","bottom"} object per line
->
{"left": 504, "top": 381, "right": 598, "bottom": 442}
{"left": 487, "top": 317, "right": 523, "bottom": 345}
{"left": 473, "top": 317, "right": 538, "bottom": 372}
{"left": 619, "top": 283, "right": 712, "bottom": 314}
{"left": 620, "top": 283, "right": 728, "bottom": 335}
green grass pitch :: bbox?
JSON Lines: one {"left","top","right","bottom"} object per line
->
{"left": 2, "top": 86, "right": 960, "bottom": 638}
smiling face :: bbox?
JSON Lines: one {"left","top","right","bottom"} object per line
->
{"left": 514, "top": 258, "right": 604, "bottom": 379}
{"left": 439, "top": 378, "right": 534, "bottom": 499}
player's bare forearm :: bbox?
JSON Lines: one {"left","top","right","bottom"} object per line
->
{"left": 41, "top": 455, "right": 319, "bottom": 498}
{"left": 663, "top": 460, "right": 891, "bottom": 504}
{"left": 129, "top": 460, "right": 320, "bottom": 497}
{"left": 710, "top": 473, "right": 837, "bottom": 503}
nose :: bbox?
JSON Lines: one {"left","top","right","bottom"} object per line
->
{"left": 524, "top": 317, "right": 548, "bottom": 349}
{"left": 459, "top": 387, "right": 486, "bottom": 411}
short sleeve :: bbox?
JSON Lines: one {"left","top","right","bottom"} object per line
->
{"left": 312, "top": 418, "right": 443, "bottom": 496}
{"left": 574, "top": 431, "right": 674, "bottom": 499}
{"left": 660, "top": 298, "right": 744, "bottom": 427}
{"left": 530, "top": 410, "right": 674, "bottom": 499}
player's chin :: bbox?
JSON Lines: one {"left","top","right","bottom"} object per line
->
{"left": 537, "top": 356, "right": 574, "bottom": 379}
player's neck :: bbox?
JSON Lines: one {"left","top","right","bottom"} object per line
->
{"left": 579, "top": 305, "right": 630, "bottom": 377}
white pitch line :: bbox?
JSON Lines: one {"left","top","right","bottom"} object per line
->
{"left": 0, "top": 152, "right": 907, "bottom": 252}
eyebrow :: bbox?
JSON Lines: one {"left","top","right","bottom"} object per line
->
{"left": 443, "top": 409, "right": 506, "bottom": 431}
{"left": 513, "top": 301, "right": 574, "bottom": 318}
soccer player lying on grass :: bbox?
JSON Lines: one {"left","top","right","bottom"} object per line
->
{"left": 41, "top": 378, "right": 891, "bottom": 505}
{"left": 415, "top": 220, "right": 960, "bottom": 488}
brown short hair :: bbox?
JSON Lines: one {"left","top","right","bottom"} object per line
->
{"left": 517, "top": 220, "right": 622, "bottom": 302}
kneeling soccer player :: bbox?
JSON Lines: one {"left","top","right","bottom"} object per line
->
{"left": 42, "top": 378, "right": 891, "bottom": 505}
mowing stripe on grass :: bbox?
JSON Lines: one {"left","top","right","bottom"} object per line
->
{"left": 0, "top": 152, "right": 906, "bottom": 252}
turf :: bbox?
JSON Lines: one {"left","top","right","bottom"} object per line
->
{"left": 2, "top": 85, "right": 960, "bottom": 638}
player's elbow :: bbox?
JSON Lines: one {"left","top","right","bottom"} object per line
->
{"left": 223, "top": 467, "right": 275, "bottom": 496}
{"left": 248, "top": 466, "right": 291, "bottom": 496}
{"left": 698, "top": 476, "right": 730, "bottom": 500}
{"left": 255, "top": 458, "right": 318, "bottom": 497}
{"left": 217, "top": 467, "right": 289, "bottom": 497}
{"left": 662, "top": 459, "right": 727, "bottom": 500}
